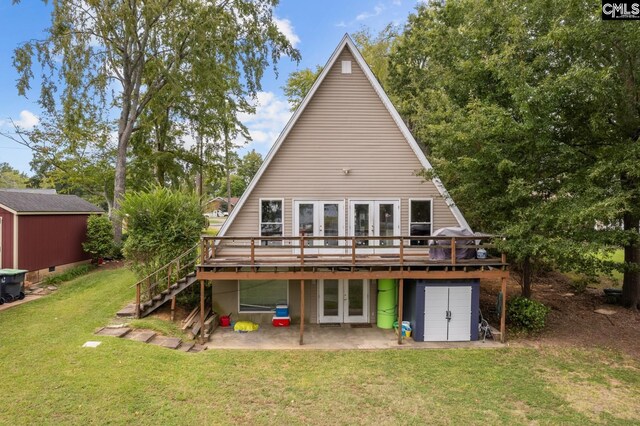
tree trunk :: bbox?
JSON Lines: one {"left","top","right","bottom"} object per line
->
{"left": 112, "top": 105, "right": 136, "bottom": 243}
{"left": 112, "top": 134, "right": 128, "bottom": 243}
{"left": 521, "top": 256, "right": 532, "bottom": 298}
{"left": 196, "top": 133, "right": 203, "bottom": 197}
{"left": 225, "top": 139, "right": 231, "bottom": 214}
{"left": 621, "top": 211, "right": 640, "bottom": 309}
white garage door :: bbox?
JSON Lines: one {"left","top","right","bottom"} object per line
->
{"left": 424, "top": 286, "right": 471, "bottom": 342}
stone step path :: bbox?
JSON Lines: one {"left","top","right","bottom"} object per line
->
{"left": 95, "top": 326, "right": 206, "bottom": 353}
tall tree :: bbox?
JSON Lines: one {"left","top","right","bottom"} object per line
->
{"left": 13, "top": 0, "right": 299, "bottom": 241}
{"left": 389, "top": 0, "right": 640, "bottom": 306}
{"left": 0, "top": 163, "right": 28, "bottom": 189}
{"left": 283, "top": 66, "right": 323, "bottom": 110}
{"left": 352, "top": 24, "right": 398, "bottom": 90}
{"left": 237, "top": 149, "right": 263, "bottom": 188}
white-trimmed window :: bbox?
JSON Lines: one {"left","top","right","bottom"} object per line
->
{"left": 260, "top": 199, "right": 283, "bottom": 245}
{"left": 409, "top": 199, "right": 432, "bottom": 246}
{"left": 239, "top": 280, "right": 288, "bottom": 313}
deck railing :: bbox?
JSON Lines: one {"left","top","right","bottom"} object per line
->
{"left": 200, "top": 235, "right": 505, "bottom": 268}
{"left": 132, "top": 243, "right": 200, "bottom": 317}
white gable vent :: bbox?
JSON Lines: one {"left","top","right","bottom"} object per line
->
{"left": 341, "top": 60, "right": 352, "bottom": 74}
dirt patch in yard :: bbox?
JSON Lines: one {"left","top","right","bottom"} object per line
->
{"left": 481, "top": 273, "right": 640, "bottom": 358}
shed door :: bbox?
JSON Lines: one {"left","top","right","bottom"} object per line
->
{"left": 424, "top": 287, "right": 449, "bottom": 341}
{"left": 447, "top": 287, "right": 472, "bottom": 341}
{"left": 424, "top": 286, "right": 471, "bottom": 342}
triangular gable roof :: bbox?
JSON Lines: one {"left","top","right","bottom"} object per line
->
{"left": 219, "top": 34, "right": 470, "bottom": 236}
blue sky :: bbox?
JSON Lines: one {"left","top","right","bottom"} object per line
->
{"left": 0, "top": 1, "right": 421, "bottom": 175}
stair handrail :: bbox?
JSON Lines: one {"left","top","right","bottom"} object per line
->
{"left": 132, "top": 243, "right": 199, "bottom": 318}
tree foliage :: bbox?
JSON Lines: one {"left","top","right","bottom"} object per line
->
{"left": 389, "top": 0, "right": 640, "bottom": 306}
{"left": 0, "top": 163, "right": 28, "bottom": 188}
{"left": 83, "top": 215, "right": 115, "bottom": 261}
{"left": 283, "top": 26, "right": 398, "bottom": 110}
{"left": 283, "top": 66, "right": 323, "bottom": 111}
{"left": 13, "top": 0, "right": 300, "bottom": 241}
{"left": 237, "top": 149, "right": 263, "bottom": 188}
{"left": 119, "top": 186, "right": 205, "bottom": 279}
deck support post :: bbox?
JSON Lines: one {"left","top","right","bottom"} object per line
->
{"left": 500, "top": 276, "right": 507, "bottom": 343}
{"left": 170, "top": 296, "right": 176, "bottom": 321}
{"left": 500, "top": 277, "right": 507, "bottom": 343}
{"left": 135, "top": 284, "right": 141, "bottom": 319}
{"left": 299, "top": 280, "right": 305, "bottom": 345}
{"left": 199, "top": 279, "right": 206, "bottom": 344}
{"left": 214, "top": 281, "right": 216, "bottom": 314}
{"left": 397, "top": 278, "right": 404, "bottom": 345}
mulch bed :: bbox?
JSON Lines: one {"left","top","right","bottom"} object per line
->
{"left": 481, "top": 273, "right": 640, "bottom": 358}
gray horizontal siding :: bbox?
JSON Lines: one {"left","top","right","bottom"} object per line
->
{"left": 226, "top": 46, "right": 461, "bottom": 238}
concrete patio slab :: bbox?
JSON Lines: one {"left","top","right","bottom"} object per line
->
{"left": 205, "top": 324, "right": 504, "bottom": 350}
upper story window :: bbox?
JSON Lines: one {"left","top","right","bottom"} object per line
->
{"left": 260, "top": 199, "right": 283, "bottom": 245}
{"left": 409, "top": 199, "right": 432, "bottom": 246}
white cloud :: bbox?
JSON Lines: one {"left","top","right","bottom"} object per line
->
{"left": 274, "top": 17, "right": 300, "bottom": 48}
{"left": 4, "top": 110, "right": 40, "bottom": 130}
{"left": 392, "top": 0, "right": 402, "bottom": 5}
{"left": 237, "top": 91, "right": 292, "bottom": 151}
{"left": 356, "top": 4, "right": 385, "bottom": 21}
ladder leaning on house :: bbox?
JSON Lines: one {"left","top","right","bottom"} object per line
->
{"left": 132, "top": 244, "right": 200, "bottom": 319}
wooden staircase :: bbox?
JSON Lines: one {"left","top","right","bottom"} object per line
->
{"left": 138, "top": 272, "right": 198, "bottom": 318}
{"left": 133, "top": 244, "right": 200, "bottom": 319}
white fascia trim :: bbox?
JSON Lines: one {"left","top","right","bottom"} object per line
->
{"left": 219, "top": 33, "right": 471, "bottom": 236}
{"left": 0, "top": 204, "right": 18, "bottom": 215}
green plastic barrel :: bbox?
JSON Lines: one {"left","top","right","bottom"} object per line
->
{"left": 377, "top": 279, "right": 397, "bottom": 329}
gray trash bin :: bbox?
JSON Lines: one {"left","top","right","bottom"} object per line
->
{"left": 0, "top": 269, "right": 28, "bottom": 304}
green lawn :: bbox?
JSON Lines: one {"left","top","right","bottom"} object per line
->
{"left": 1, "top": 268, "right": 639, "bottom": 424}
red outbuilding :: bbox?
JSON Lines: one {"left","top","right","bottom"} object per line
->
{"left": 0, "top": 189, "right": 103, "bottom": 281}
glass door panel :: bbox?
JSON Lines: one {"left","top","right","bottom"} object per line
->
{"left": 318, "top": 279, "right": 342, "bottom": 323}
{"left": 348, "top": 280, "right": 364, "bottom": 316}
{"left": 378, "top": 203, "right": 395, "bottom": 247}
{"left": 298, "top": 203, "right": 315, "bottom": 246}
{"left": 344, "top": 279, "right": 369, "bottom": 323}
{"left": 322, "top": 203, "right": 339, "bottom": 246}
{"left": 353, "top": 203, "right": 371, "bottom": 246}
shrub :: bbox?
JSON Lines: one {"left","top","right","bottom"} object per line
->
{"left": 507, "top": 296, "right": 550, "bottom": 332}
{"left": 83, "top": 215, "right": 115, "bottom": 261}
{"left": 570, "top": 274, "right": 598, "bottom": 294}
{"left": 43, "top": 264, "right": 95, "bottom": 285}
{"left": 118, "top": 187, "right": 205, "bottom": 279}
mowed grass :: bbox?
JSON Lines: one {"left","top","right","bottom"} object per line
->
{"left": 1, "top": 269, "right": 640, "bottom": 424}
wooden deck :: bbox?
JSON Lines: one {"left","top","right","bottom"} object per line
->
{"left": 195, "top": 235, "right": 510, "bottom": 346}
{"left": 197, "top": 235, "right": 508, "bottom": 280}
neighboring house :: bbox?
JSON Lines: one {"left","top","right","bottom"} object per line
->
{"left": 204, "top": 197, "right": 239, "bottom": 214}
{"left": 0, "top": 189, "right": 103, "bottom": 281}
{"left": 194, "top": 35, "right": 509, "bottom": 344}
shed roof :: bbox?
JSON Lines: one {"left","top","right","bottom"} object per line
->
{"left": 0, "top": 190, "right": 103, "bottom": 214}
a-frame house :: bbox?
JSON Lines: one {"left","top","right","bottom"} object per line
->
{"left": 196, "top": 35, "right": 509, "bottom": 345}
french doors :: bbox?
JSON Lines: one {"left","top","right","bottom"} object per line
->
{"left": 318, "top": 279, "right": 369, "bottom": 323}
{"left": 294, "top": 201, "right": 345, "bottom": 252}
{"left": 349, "top": 200, "right": 400, "bottom": 250}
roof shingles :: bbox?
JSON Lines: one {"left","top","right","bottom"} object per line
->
{"left": 0, "top": 190, "right": 103, "bottom": 213}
